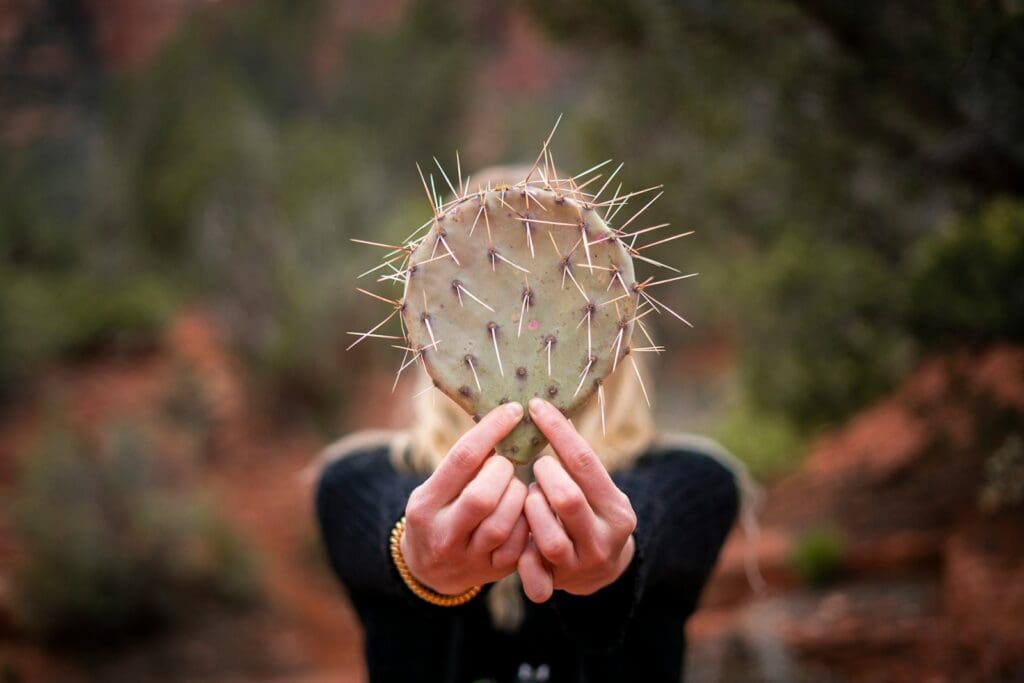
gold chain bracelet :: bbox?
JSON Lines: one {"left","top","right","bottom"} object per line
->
{"left": 389, "top": 516, "right": 482, "bottom": 607}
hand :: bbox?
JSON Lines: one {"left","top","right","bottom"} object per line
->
{"left": 517, "top": 398, "right": 638, "bottom": 603}
{"left": 402, "top": 402, "right": 530, "bottom": 595}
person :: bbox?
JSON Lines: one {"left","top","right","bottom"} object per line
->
{"left": 314, "top": 349, "right": 742, "bottom": 683}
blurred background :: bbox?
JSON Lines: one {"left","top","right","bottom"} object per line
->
{"left": 1, "top": 0, "right": 1023, "bottom": 681}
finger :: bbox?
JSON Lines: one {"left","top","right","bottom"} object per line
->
{"left": 528, "top": 398, "right": 619, "bottom": 512}
{"left": 533, "top": 455, "right": 600, "bottom": 556}
{"left": 491, "top": 515, "right": 529, "bottom": 571}
{"left": 469, "top": 477, "right": 527, "bottom": 553}
{"left": 524, "top": 483, "right": 575, "bottom": 567}
{"left": 446, "top": 455, "right": 514, "bottom": 540}
{"left": 419, "top": 402, "right": 523, "bottom": 506}
{"left": 517, "top": 540, "right": 553, "bottom": 603}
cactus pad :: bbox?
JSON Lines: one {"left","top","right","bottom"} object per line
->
{"left": 349, "top": 129, "right": 694, "bottom": 465}
{"left": 401, "top": 184, "right": 638, "bottom": 464}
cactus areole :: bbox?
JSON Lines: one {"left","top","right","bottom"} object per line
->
{"left": 349, "top": 123, "right": 695, "bottom": 464}
{"left": 402, "top": 184, "right": 638, "bottom": 464}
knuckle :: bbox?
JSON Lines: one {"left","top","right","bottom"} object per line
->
{"left": 461, "top": 488, "right": 494, "bottom": 517}
{"left": 405, "top": 490, "right": 430, "bottom": 526}
{"left": 550, "top": 488, "right": 586, "bottom": 516}
{"left": 476, "top": 520, "right": 507, "bottom": 549}
{"left": 429, "top": 531, "right": 454, "bottom": 560}
{"left": 599, "top": 553, "right": 619, "bottom": 574}
{"left": 567, "top": 446, "right": 596, "bottom": 472}
{"left": 448, "top": 443, "right": 476, "bottom": 470}
{"left": 542, "top": 535, "right": 572, "bottom": 561}
{"left": 608, "top": 511, "right": 634, "bottom": 536}
{"left": 589, "top": 534, "right": 613, "bottom": 563}
{"left": 610, "top": 498, "right": 637, "bottom": 534}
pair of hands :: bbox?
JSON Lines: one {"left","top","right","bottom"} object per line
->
{"left": 401, "top": 398, "right": 637, "bottom": 603}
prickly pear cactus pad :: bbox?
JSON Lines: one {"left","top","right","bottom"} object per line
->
{"left": 349, "top": 122, "right": 696, "bottom": 464}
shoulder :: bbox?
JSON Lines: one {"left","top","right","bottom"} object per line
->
{"left": 319, "top": 429, "right": 397, "bottom": 465}
{"left": 634, "top": 433, "right": 743, "bottom": 497}
{"left": 315, "top": 430, "right": 398, "bottom": 498}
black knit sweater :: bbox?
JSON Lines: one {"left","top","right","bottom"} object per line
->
{"left": 314, "top": 441, "right": 738, "bottom": 683}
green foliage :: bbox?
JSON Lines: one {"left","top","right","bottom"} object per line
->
{"left": 162, "top": 363, "right": 216, "bottom": 459}
{"left": 909, "top": 198, "right": 1024, "bottom": 345}
{"left": 732, "top": 235, "right": 914, "bottom": 431}
{"left": 978, "top": 433, "right": 1024, "bottom": 513}
{"left": 10, "top": 418, "right": 259, "bottom": 643}
{"left": 0, "top": 658, "right": 21, "bottom": 683}
{"left": 3, "top": 0, "right": 1024, "bottom": 440}
{"left": 0, "top": 271, "right": 177, "bottom": 394}
{"left": 714, "top": 398, "right": 804, "bottom": 480}
{"left": 790, "top": 525, "right": 845, "bottom": 587}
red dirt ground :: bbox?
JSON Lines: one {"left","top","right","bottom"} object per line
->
{"left": 2, "top": 313, "right": 1023, "bottom": 682}
{"left": 0, "top": 311, "right": 366, "bottom": 682}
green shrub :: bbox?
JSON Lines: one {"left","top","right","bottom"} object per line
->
{"left": 10, "top": 418, "right": 258, "bottom": 643}
{"left": 909, "top": 198, "right": 1024, "bottom": 345}
{"left": 713, "top": 398, "right": 804, "bottom": 480}
{"left": 789, "top": 525, "right": 845, "bottom": 586}
{"left": 0, "top": 271, "right": 177, "bottom": 396}
{"left": 734, "top": 234, "right": 914, "bottom": 431}
{"left": 978, "top": 433, "right": 1024, "bottom": 513}
{"left": 162, "top": 362, "right": 216, "bottom": 459}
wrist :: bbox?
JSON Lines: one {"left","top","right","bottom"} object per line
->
{"left": 390, "top": 517, "right": 481, "bottom": 607}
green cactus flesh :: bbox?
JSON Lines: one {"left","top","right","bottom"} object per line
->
{"left": 401, "top": 185, "right": 638, "bottom": 464}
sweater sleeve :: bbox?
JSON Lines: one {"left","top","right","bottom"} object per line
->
{"left": 549, "top": 446, "right": 739, "bottom": 653}
{"left": 314, "top": 445, "right": 426, "bottom": 605}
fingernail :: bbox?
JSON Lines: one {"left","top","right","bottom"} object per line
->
{"left": 506, "top": 401, "right": 524, "bottom": 419}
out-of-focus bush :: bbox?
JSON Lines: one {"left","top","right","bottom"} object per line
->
{"left": 732, "top": 235, "right": 914, "bottom": 431}
{"left": 909, "top": 198, "right": 1024, "bottom": 346}
{"left": 0, "top": 272, "right": 177, "bottom": 394}
{"left": 714, "top": 397, "right": 803, "bottom": 480}
{"left": 978, "top": 433, "right": 1024, "bottom": 513}
{"left": 10, "top": 418, "right": 258, "bottom": 644}
{"left": 790, "top": 525, "right": 845, "bottom": 587}
{"left": 162, "top": 362, "right": 216, "bottom": 460}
